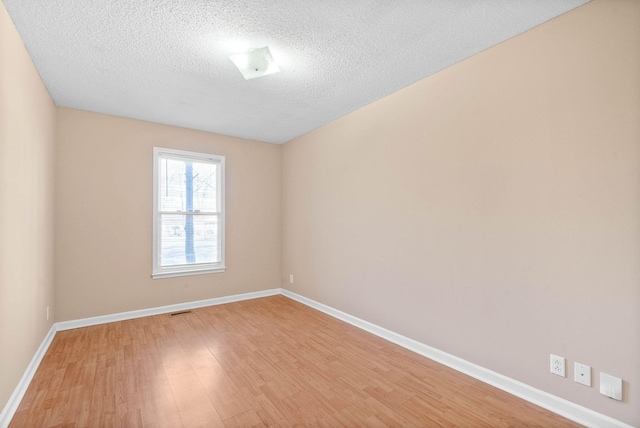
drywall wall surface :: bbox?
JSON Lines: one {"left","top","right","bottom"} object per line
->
{"left": 55, "top": 108, "right": 282, "bottom": 321}
{"left": 0, "top": 0, "right": 56, "bottom": 413}
{"left": 282, "top": 0, "right": 639, "bottom": 424}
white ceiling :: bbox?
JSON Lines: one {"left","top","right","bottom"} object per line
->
{"left": 4, "top": 0, "right": 589, "bottom": 144}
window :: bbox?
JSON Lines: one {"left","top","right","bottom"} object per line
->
{"left": 152, "top": 147, "right": 225, "bottom": 278}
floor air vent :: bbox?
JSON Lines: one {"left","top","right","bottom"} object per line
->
{"left": 169, "top": 310, "right": 193, "bottom": 317}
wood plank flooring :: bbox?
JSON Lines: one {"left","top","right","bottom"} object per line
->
{"left": 10, "top": 295, "right": 581, "bottom": 427}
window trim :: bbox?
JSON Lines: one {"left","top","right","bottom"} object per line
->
{"left": 152, "top": 147, "right": 226, "bottom": 279}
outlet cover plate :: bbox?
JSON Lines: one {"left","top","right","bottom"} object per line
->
{"left": 550, "top": 354, "right": 565, "bottom": 377}
{"left": 574, "top": 362, "right": 591, "bottom": 386}
{"left": 600, "top": 373, "right": 622, "bottom": 400}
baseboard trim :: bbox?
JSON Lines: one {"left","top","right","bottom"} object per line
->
{"left": 281, "top": 289, "right": 632, "bottom": 428}
{"left": 56, "top": 288, "right": 281, "bottom": 331}
{"left": 0, "top": 324, "right": 56, "bottom": 428}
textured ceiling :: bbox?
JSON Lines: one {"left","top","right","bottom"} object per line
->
{"left": 4, "top": 0, "right": 589, "bottom": 144}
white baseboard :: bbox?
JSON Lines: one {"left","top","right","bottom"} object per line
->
{"left": 0, "top": 324, "right": 56, "bottom": 428}
{"left": 2, "top": 288, "right": 632, "bottom": 428}
{"left": 281, "top": 289, "right": 633, "bottom": 428}
{"left": 56, "top": 288, "right": 281, "bottom": 331}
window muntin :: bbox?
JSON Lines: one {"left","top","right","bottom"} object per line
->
{"left": 153, "top": 147, "right": 225, "bottom": 278}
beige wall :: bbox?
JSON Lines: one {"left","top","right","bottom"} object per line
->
{"left": 0, "top": 1, "right": 56, "bottom": 411}
{"left": 55, "top": 108, "right": 282, "bottom": 321}
{"left": 282, "top": 0, "right": 640, "bottom": 425}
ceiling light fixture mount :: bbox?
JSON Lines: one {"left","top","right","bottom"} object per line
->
{"left": 229, "top": 46, "right": 280, "bottom": 80}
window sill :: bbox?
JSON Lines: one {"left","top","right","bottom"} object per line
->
{"left": 152, "top": 266, "right": 226, "bottom": 279}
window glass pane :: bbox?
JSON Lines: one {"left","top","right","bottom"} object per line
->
{"left": 160, "top": 214, "right": 219, "bottom": 267}
{"left": 159, "top": 158, "right": 217, "bottom": 212}
{"left": 159, "top": 158, "right": 185, "bottom": 212}
{"left": 191, "top": 161, "right": 218, "bottom": 212}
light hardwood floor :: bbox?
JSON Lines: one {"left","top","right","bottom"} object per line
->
{"left": 10, "top": 295, "right": 580, "bottom": 427}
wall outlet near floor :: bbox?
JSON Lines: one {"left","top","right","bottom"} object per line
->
{"left": 600, "top": 373, "right": 622, "bottom": 400}
{"left": 574, "top": 362, "right": 591, "bottom": 386}
{"left": 289, "top": 274, "right": 294, "bottom": 284}
{"left": 46, "top": 306, "right": 50, "bottom": 321}
{"left": 550, "top": 354, "right": 565, "bottom": 377}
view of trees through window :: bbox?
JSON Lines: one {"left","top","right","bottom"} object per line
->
{"left": 159, "top": 158, "right": 219, "bottom": 267}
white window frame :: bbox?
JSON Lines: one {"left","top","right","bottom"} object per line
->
{"left": 152, "top": 147, "right": 225, "bottom": 279}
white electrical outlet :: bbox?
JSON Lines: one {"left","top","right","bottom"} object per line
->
{"left": 46, "top": 306, "right": 50, "bottom": 321}
{"left": 600, "top": 373, "right": 622, "bottom": 400}
{"left": 289, "top": 274, "right": 294, "bottom": 284}
{"left": 550, "top": 354, "right": 565, "bottom": 377}
{"left": 574, "top": 362, "right": 591, "bottom": 386}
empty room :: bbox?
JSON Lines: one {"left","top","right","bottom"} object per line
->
{"left": 1, "top": 0, "right": 638, "bottom": 426}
